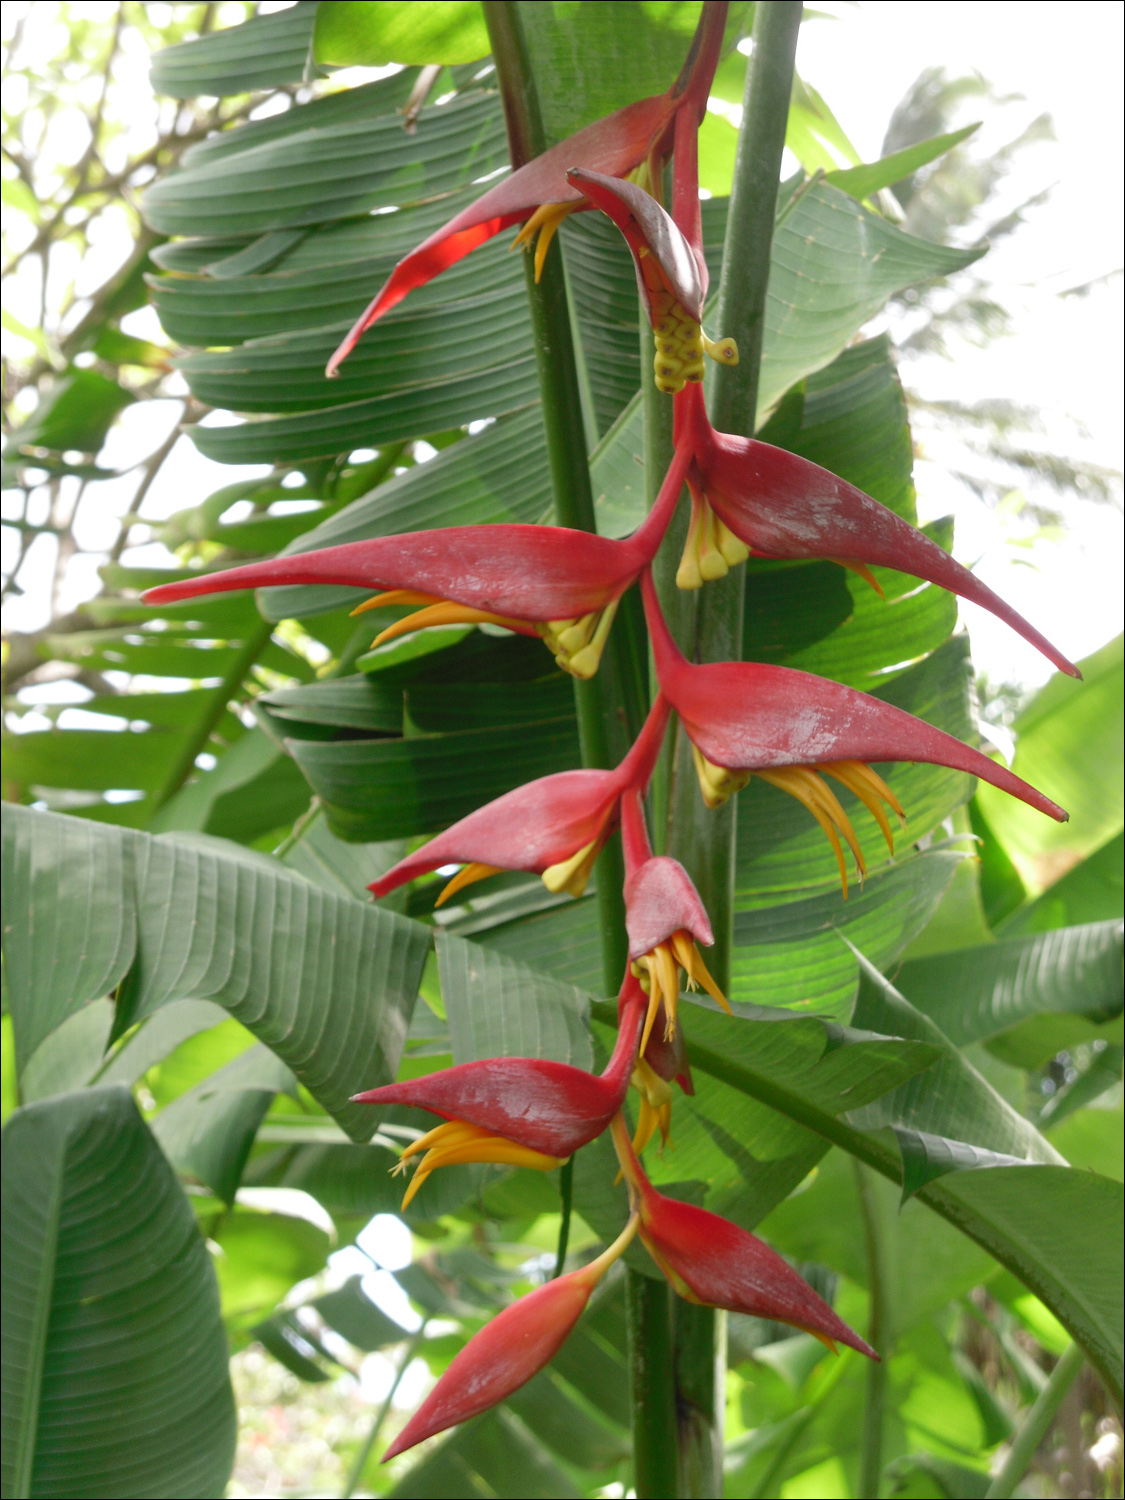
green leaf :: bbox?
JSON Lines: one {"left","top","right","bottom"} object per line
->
{"left": 1000, "top": 830, "right": 1124, "bottom": 937}
{"left": 314, "top": 0, "right": 490, "bottom": 65}
{"left": 150, "top": 1043, "right": 296, "bottom": 1203}
{"left": 1, "top": 806, "right": 429, "bottom": 1138}
{"left": 96, "top": 1000, "right": 231, "bottom": 1087}
{"left": 975, "top": 634, "right": 1124, "bottom": 891}
{"left": 1, "top": 1087, "right": 235, "bottom": 1498}
{"left": 388, "top": 1406, "right": 582, "bottom": 1499}
{"left": 2, "top": 805, "right": 137, "bottom": 1065}
{"left": 824, "top": 124, "right": 980, "bottom": 203}
{"left": 893, "top": 920, "right": 1124, "bottom": 1048}
{"left": 143, "top": 92, "right": 507, "bottom": 239}
{"left": 2, "top": 726, "right": 182, "bottom": 793}
{"left": 436, "top": 932, "right": 595, "bottom": 1069}
{"left": 288, "top": 716, "right": 580, "bottom": 842}
{"left": 212, "top": 1205, "right": 331, "bottom": 1328}
{"left": 3, "top": 369, "right": 134, "bottom": 456}
{"left": 260, "top": 405, "right": 551, "bottom": 621}
{"left": 314, "top": 1275, "right": 409, "bottom": 1350}
{"left": 150, "top": 5, "right": 318, "bottom": 98}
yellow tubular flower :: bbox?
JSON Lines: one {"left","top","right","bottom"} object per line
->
{"left": 676, "top": 491, "right": 750, "bottom": 590}
{"left": 538, "top": 598, "right": 620, "bottom": 679}
{"left": 434, "top": 862, "right": 505, "bottom": 908}
{"left": 541, "top": 836, "right": 603, "bottom": 898}
{"left": 394, "top": 1120, "right": 564, "bottom": 1209}
{"left": 630, "top": 1057, "right": 674, "bottom": 1156}
{"left": 690, "top": 743, "right": 752, "bottom": 810}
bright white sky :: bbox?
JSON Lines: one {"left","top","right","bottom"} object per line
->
{"left": 4, "top": 0, "right": 1122, "bottom": 698}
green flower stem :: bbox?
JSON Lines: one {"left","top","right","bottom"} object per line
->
{"left": 483, "top": 0, "right": 638, "bottom": 990}
{"left": 855, "top": 1161, "right": 893, "bottom": 1499}
{"left": 626, "top": 1269, "right": 679, "bottom": 1499}
{"left": 984, "top": 1341, "right": 1084, "bottom": 1500}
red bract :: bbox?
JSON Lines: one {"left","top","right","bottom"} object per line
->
{"left": 328, "top": 2, "right": 728, "bottom": 376}
{"left": 676, "top": 383, "right": 1079, "bottom": 678}
{"left": 352, "top": 978, "right": 644, "bottom": 1158}
{"left": 369, "top": 694, "right": 670, "bottom": 905}
{"left": 611, "top": 1118, "right": 876, "bottom": 1358}
{"left": 620, "top": 787, "right": 727, "bottom": 1047}
{"left": 642, "top": 569, "right": 1066, "bottom": 890}
{"left": 567, "top": 167, "right": 737, "bottom": 395}
{"left": 143, "top": 447, "right": 690, "bottom": 682}
{"left": 383, "top": 1215, "right": 640, "bottom": 1460}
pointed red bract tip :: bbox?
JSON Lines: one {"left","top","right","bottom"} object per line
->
{"left": 381, "top": 1272, "right": 594, "bottom": 1461}
{"left": 638, "top": 1190, "right": 877, "bottom": 1360}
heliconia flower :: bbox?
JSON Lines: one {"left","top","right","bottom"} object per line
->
{"left": 142, "top": 447, "right": 691, "bottom": 683}
{"left": 351, "top": 979, "right": 646, "bottom": 1207}
{"left": 327, "top": 2, "right": 728, "bottom": 377}
{"left": 610, "top": 1116, "right": 877, "bottom": 1357}
{"left": 369, "top": 692, "right": 671, "bottom": 905}
{"left": 672, "top": 381, "right": 1080, "bottom": 678}
{"left": 642, "top": 569, "right": 1067, "bottom": 893}
{"left": 567, "top": 166, "right": 737, "bottom": 395}
{"left": 382, "top": 1212, "right": 640, "bottom": 1460}
{"left": 620, "top": 787, "right": 728, "bottom": 1050}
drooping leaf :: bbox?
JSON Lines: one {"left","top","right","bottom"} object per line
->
{"left": 1, "top": 806, "right": 429, "bottom": 1138}
{"left": 893, "top": 920, "right": 1124, "bottom": 1048}
{"left": 0, "top": 1087, "right": 236, "bottom": 1498}
{"left": 150, "top": 5, "right": 319, "bottom": 98}
{"left": 824, "top": 124, "right": 980, "bottom": 202}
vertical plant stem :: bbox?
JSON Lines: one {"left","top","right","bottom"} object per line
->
{"left": 484, "top": 0, "right": 634, "bottom": 991}
{"left": 660, "top": 8, "right": 803, "bottom": 1488}
{"left": 855, "top": 1161, "right": 891, "bottom": 1499}
{"left": 553, "top": 1157, "right": 574, "bottom": 1277}
{"left": 984, "top": 1342, "right": 1084, "bottom": 1500}
{"left": 675, "top": 1295, "right": 728, "bottom": 1499}
{"left": 626, "top": 1269, "right": 679, "bottom": 1499}
{"left": 342, "top": 1326, "right": 427, "bottom": 1498}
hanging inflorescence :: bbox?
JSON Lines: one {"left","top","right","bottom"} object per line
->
{"left": 143, "top": 1, "right": 1075, "bottom": 1459}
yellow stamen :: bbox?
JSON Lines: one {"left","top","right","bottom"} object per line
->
{"left": 542, "top": 837, "right": 601, "bottom": 898}
{"left": 690, "top": 743, "right": 752, "bottom": 809}
{"left": 670, "top": 929, "right": 730, "bottom": 1013}
{"left": 830, "top": 558, "right": 885, "bottom": 599}
{"left": 648, "top": 291, "right": 739, "bottom": 395}
{"left": 538, "top": 599, "right": 619, "bottom": 679}
{"left": 512, "top": 201, "right": 583, "bottom": 281}
{"left": 394, "top": 1119, "right": 563, "bottom": 1209}
{"left": 630, "top": 1059, "right": 674, "bottom": 1156}
{"left": 758, "top": 765, "right": 864, "bottom": 896}
{"left": 821, "top": 760, "right": 905, "bottom": 855}
{"left": 435, "top": 862, "right": 504, "bottom": 908}
{"left": 677, "top": 495, "right": 749, "bottom": 591}
{"left": 369, "top": 600, "right": 528, "bottom": 649}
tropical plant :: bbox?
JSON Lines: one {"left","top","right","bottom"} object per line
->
{"left": 2, "top": 3, "right": 1121, "bottom": 1498}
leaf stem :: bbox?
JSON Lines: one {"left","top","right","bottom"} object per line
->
{"left": 984, "top": 1341, "right": 1084, "bottom": 1500}
{"left": 341, "top": 1325, "right": 427, "bottom": 1498}
{"left": 854, "top": 1160, "right": 891, "bottom": 1498}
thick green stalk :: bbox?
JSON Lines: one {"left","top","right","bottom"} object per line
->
{"left": 854, "top": 1161, "right": 892, "bottom": 1498}
{"left": 483, "top": 0, "right": 636, "bottom": 991}
{"left": 626, "top": 1270, "right": 679, "bottom": 1498}
{"left": 984, "top": 1342, "right": 1084, "bottom": 1500}
{"left": 658, "top": 9, "right": 803, "bottom": 1491}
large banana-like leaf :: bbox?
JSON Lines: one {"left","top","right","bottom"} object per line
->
{"left": 1, "top": 1086, "right": 236, "bottom": 1498}
{"left": 150, "top": 3, "right": 318, "bottom": 97}
{"left": 1, "top": 805, "right": 428, "bottom": 1138}
{"left": 894, "top": 920, "right": 1124, "bottom": 1047}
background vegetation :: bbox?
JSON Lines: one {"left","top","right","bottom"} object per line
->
{"left": 2, "top": 3, "right": 1121, "bottom": 1497}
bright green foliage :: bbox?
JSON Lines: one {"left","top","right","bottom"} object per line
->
{"left": 1, "top": 4, "right": 1121, "bottom": 1498}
